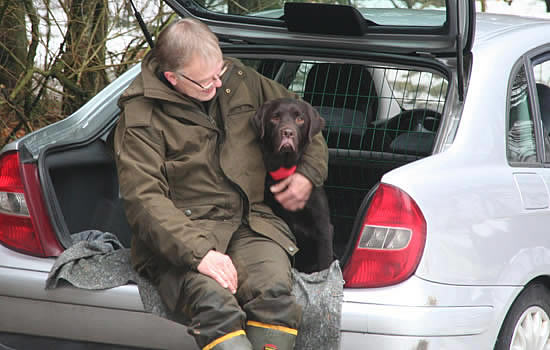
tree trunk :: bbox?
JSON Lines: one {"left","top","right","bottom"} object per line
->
{"left": 0, "top": 0, "right": 37, "bottom": 145}
{"left": 546, "top": 0, "right": 550, "bottom": 12}
{"left": 0, "top": 1, "right": 27, "bottom": 89}
{"left": 480, "top": 0, "right": 487, "bottom": 12}
{"left": 61, "top": 0, "right": 109, "bottom": 115}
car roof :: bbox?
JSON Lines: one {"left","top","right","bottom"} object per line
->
{"left": 474, "top": 12, "right": 550, "bottom": 49}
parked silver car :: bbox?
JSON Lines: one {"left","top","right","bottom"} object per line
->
{"left": 2, "top": 0, "right": 550, "bottom": 348}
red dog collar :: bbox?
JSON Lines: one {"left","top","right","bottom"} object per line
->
{"left": 269, "top": 165, "right": 297, "bottom": 180}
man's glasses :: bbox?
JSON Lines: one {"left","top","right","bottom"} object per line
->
{"left": 175, "top": 61, "right": 229, "bottom": 91}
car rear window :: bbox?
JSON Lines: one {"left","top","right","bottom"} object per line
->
{"left": 190, "top": 0, "right": 447, "bottom": 27}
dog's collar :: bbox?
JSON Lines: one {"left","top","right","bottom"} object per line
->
{"left": 269, "top": 165, "right": 297, "bottom": 181}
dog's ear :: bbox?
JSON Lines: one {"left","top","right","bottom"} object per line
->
{"left": 302, "top": 100, "right": 325, "bottom": 142}
{"left": 251, "top": 100, "right": 273, "bottom": 140}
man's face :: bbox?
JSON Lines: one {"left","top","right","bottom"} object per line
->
{"left": 167, "top": 56, "right": 227, "bottom": 102}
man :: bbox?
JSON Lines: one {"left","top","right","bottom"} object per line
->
{"left": 114, "top": 18, "right": 328, "bottom": 350}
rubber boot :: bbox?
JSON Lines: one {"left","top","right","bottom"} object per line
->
{"left": 246, "top": 321, "right": 297, "bottom": 350}
{"left": 204, "top": 331, "right": 253, "bottom": 350}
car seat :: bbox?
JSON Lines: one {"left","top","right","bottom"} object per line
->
{"left": 303, "top": 63, "right": 378, "bottom": 149}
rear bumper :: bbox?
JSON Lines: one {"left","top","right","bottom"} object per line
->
{"left": 1, "top": 244, "right": 521, "bottom": 350}
{"left": 340, "top": 331, "right": 491, "bottom": 349}
{"left": 339, "top": 302, "right": 494, "bottom": 349}
{"left": 342, "top": 301, "right": 492, "bottom": 336}
{"left": 339, "top": 276, "right": 523, "bottom": 349}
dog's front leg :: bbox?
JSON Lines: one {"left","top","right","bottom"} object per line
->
{"left": 316, "top": 221, "right": 334, "bottom": 271}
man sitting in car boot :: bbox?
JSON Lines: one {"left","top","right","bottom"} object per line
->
{"left": 113, "top": 18, "right": 328, "bottom": 350}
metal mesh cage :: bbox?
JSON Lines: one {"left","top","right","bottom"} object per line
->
{"left": 290, "top": 61, "right": 447, "bottom": 157}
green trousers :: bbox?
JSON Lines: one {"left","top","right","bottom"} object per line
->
{"left": 157, "top": 225, "right": 302, "bottom": 348}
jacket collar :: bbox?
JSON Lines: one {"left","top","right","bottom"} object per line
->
{"left": 119, "top": 52, "right": 244, "bottom": 130}
{"left": 141, "top": 52, "right": 202, "bottom": 108}
{"left": 125, "top": 52, "right": 219, "bottom": 129}
{"left": 141, "top": 53, "right": 240, "bottom": 106}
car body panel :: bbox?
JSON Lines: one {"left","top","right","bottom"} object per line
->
{"left": 379, "top": 17, "right": 550, "bottom": 288}
{"left": 0, "top": 294, "right": 194, "bottom": 349}
{"left": 342, "top": 302, "right": 492, "bottom": 336}
{"left": 0, "top": 244, "right": 195, "bottom": 349}
{"left": 340, "top": 331, "right": 493, "bottom": 349}
{"left": 0, "top": 247, "right": 512, "bottom": 348}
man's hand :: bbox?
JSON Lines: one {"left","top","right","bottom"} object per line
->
{"left": 270, "top": 173, "right": 313, "bottom": 211}
{"left": 197, "top": 250, "right": 238, "bottom": 294}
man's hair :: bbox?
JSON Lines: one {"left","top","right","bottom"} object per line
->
{"left": 154, "top": 18, "right": 221, "bottom": 72}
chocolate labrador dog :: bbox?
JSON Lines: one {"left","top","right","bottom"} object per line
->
{"left": 252, "top": 97, "right": 334, "bottom": 273}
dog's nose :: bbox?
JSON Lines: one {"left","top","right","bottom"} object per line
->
{"left": 281, "top": 128, "right": 295, "bottom": 138}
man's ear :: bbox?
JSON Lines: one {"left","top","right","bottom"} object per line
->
{"left": 164, "top": 71, "right": 178, "bottom": 87}
{"left": 302, "top": 100, "right": 325, "bottom": 142}
{"left": 251, "top": 100, "right": 273, "bottom": 140}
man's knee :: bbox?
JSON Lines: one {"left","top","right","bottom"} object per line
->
{"left": 158, "top": 267, "right": 247, "bottom": 347}
{"left": 236, "top": 254, "right": 292, "bottom": 302}
{"left": 178, "top": 270, "right": 244, "bottom": 320}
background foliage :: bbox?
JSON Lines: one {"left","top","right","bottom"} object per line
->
{"left": 0, "top": 0, "right": 173, "bottom": 147}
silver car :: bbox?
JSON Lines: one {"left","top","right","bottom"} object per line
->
{"left": 2, "top": 0, "right": 550, "bottom": 348}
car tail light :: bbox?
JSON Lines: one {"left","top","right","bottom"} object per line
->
{"left": 343, "top": 183, "right": 426, "bottom": 288}
{"left": 0, "top": 152, "right": 63, "bottom": 257}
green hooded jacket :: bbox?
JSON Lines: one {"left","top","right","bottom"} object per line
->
{"left": 114, "top": 53, "right": 328, "bottom": 279}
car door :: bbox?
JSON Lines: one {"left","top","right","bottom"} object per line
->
{"left": 507, "top": 50, "right": 550, "bottom": 208}
{"left": 503, "top": 47, "right": 550, "bottom": 286}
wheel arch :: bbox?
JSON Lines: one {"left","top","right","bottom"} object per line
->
{"left": 493, "top": 275, "right": 550, "bottom": 349}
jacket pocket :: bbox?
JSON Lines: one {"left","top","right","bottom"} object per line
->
{"left": 225, "top": 83, "right": 257, "bottom": 117}
{"left": 179, "top": 204, "right": 232, "bottom": 221}
{"left": 227, "top": 103, "right": 256, "bottom": 117}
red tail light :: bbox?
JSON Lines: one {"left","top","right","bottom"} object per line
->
{"left": 343, "top": 183, "right": 426, "bottom": 288}
{"left": 0, "top": 152, "right": 63, "bottom": 257}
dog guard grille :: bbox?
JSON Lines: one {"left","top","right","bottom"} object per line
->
{"left": 292, "top": 61, "right": 447, "bottom": 159}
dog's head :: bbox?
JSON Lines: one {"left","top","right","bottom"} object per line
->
{"left": 251, "top": 98, "right": 325, "bottom": 167}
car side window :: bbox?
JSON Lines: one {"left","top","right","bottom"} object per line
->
{"left": 533, "top": 60, "right": 550, "bottom": 162}
{"left": 507, "top": 66, "right": 537, "bottom": 163}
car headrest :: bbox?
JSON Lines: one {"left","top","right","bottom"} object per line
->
{"left": 303, "top": 63, "right": 378, "bottom": 126}
{"left": 315, "top": 106, "right": 367, "bottom": 136}
{"left": 389, "top": 132, "right": 435, "bottom": 156}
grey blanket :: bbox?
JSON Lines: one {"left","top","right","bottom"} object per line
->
{"left": 45, "top": 230, "right": 344, "bottom": 349}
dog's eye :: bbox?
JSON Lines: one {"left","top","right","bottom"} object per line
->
{"left": 296, "top": 115, "right": 305, "bottom": 125}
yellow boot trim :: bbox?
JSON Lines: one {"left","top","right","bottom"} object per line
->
{"left": 203, "top": 330, "right": 246, "bottom": 350}
{"left": 246, "top": 321, "right": 298, "bottom": 336}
